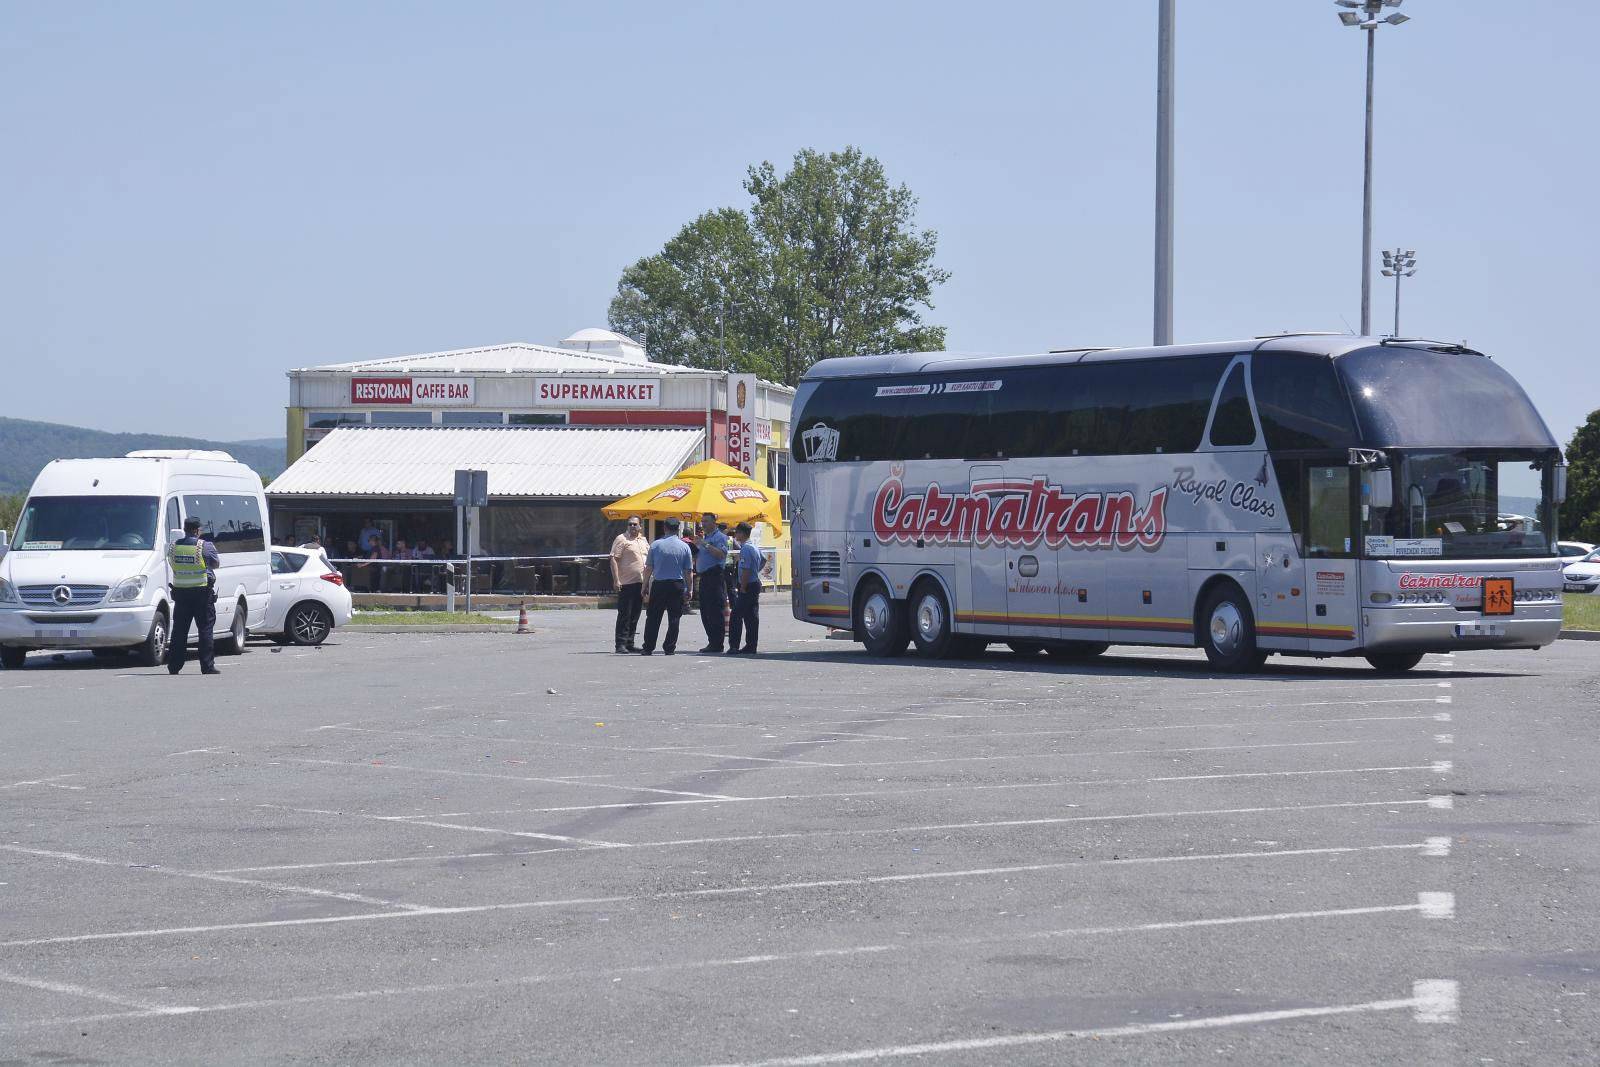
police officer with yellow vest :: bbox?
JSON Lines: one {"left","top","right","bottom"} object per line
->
{"left": 167, "top": 516, "right": 222, "bottom": 675}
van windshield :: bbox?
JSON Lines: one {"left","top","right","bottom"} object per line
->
{"left": 12, "top": 496, "right": 161, "bottom": 551}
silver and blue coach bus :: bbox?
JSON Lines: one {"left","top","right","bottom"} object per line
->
{"left": 788, "top": 335, "right": 1568, "bottom": 673}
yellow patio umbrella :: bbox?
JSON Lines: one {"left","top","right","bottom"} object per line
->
{"left": 601, "top": 459, "right": 784, "bottom": 536}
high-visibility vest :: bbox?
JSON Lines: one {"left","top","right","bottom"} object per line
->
{"left": 169, "top": 540, "right": 210, "bottom": 588}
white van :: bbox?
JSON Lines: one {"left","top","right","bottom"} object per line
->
{"left": 0, "top": 451, "right": 271, "bottom": 669}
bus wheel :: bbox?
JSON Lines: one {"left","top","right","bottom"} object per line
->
{"left": 909, "top": 582, "right": 957, "bottom": 659}
{"left": 1046, "top": 641, "right": 1109, "bottom": 660}
{"left": 855, "top": 580, "right": 908, "bottom": 658}
{"left": 1365, "top": 652, "right": 1425, "bottom": 674}
{"left": 1200, "top": 585, "right": 1264, "bottom": 673}
{"left": 1005, "top": 641, "right": 1044, "bottom": 656}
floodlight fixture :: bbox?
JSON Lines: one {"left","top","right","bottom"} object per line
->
{"left": 1385, "top": 13, "right": 1410, "bottom": 25}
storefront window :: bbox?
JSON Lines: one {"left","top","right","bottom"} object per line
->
{"left": 370, "top": 411, "right": 433, "bottom": 426}
{"left": 442, "top": 411, "right": 504, "bottom": 425}
{"left": 508, "top": 413, "right": 567, "bottom": 426}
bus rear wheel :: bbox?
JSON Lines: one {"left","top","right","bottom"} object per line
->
{"left": 909, "top": 582, "right": 957, "bottom": 659}
{"left": 1365, "top": 652, "right": 1425, "bottom": 674}
{"left": 1199, "top": 585, "right": 1267, "bottom": 673}
{"left": 855, "top": 580, "right": 908, "bottom": 658}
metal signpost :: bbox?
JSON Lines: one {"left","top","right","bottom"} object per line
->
{"left": 453, "top": 469, "right": 488, "bottom": 613}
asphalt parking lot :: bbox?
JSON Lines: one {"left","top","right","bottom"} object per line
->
{"left": 2, "top": 599, "right": 1597, "bottom": 1064}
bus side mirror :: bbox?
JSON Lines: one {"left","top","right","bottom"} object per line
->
{"left": 1554, "top": 464, "right": 1568, "bottom": 505}
{"left": 1367, "top": 467, "right": 1393, "bottom": 505}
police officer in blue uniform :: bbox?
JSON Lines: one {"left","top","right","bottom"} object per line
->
{"left": 639, "top": 517, "right": 693, "bottom": 656}
{"left": 726, "top": 522, "right": 763, "bottom": 655}
{"left": 167, "top": 516, "right": 221, "bottom": 676}
{"left": 692, "top": 512, "right": 729, "bottom": 653}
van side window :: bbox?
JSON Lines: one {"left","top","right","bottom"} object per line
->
{"left": 1208, "top": 364, "right": 1257, "bottom": 447}
{"left": 165, "top": 498, "right": 181, "bottom": 540}
{"left": 183, "top": 495, "right": 265, "bottom": 555}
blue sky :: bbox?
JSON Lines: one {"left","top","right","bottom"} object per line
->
{"left": 2, "top": 1, "right": 1595, "bottom": 449}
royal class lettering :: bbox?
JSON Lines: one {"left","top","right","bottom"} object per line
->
{"left": 1171, "top": 469, "right": 1276, "bottom": 519}
{"left": 872, "top": 475, "right": 1167, "bottom": 550}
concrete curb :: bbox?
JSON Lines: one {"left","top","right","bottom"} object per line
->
{"left": 347, "top": 625, "right": 527, "bottom": 634}
{"left": 1558, "top": 629, "right": 1600, "bottom": 642}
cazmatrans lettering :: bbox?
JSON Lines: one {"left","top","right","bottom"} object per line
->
{"left": 872, "top": 475, "right": 1167, "bottom": 550}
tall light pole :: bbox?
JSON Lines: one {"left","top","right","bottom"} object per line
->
{"left": 1334, "top": 0, "right": 1411, "bottom": 336}
{"left": 1380, "top": 247, "right": 1417, "bottom": 336}
{"left": 1153, "top": 0, "right": 1175, "bottom": 346}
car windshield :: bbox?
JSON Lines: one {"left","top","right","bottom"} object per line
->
{"left": 12, "top": 496, "right": 160, "bottom": 551}
{"left": 1362, "top": 450, "right": 1556, "bottom": 559}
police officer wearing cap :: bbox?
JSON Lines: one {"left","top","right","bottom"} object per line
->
{"left": 639, "top": 517, "right": 693, "bottom": 655}
{"left": 167, "top": 516, "right": 222, "bottom": 675}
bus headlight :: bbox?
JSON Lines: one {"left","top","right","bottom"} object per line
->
{"left": 0, "top": 578, "right": 16, "bottom": 604}
{"left": 109, "top": 575, "right": 147, "bottom": 603}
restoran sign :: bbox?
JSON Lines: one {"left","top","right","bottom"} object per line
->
{"left": 351, "top": 376, "right": 476, "bottom": 406}
{"left": 534, "top": 377, "right": 661, "bottom": 408}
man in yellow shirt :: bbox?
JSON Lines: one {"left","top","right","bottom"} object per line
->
{"left": 609, "top": 516, "right": 648, "bottom": 654}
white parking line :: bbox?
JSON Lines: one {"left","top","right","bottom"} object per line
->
{"left": 3, "top": 842, "right": 1430, "bottom": 948}
{"left": 0, "top": 900, "right": 1449, "bottom": 1033}
{"left": 0, "top": 971, "right": 190, "bottom": 1014}
{"left": 826, "top": 737, "right": 1409, "bottom": 771}
{"left": 285, "top": 758, "right": 739, "bottom": 799}
{"left": 0, "top": 844, "right": 429, "bottom": 912}
{"left": 702, "top": 981, "right": 1459, "bottom": 1065}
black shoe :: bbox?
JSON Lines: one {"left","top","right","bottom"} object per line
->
{"left": 699, "top": 645, "right": 723, "bottom": 654}
{"left": 168, "top": 668, "right": 182, "bottom": 675}
{"left": 201, "top": 666, "right": 221, "bottom": 675}
{"left": 626, "top": 644, "right": 641, "bottom": 652}
{"left": 615, "top": 646, "right": 628, "bottom": 654}
{"left": 639, "top": 650, "right": 653, "bottom": 656}
{"left": 663, "top": 649, "right": 676, "bottom": 656}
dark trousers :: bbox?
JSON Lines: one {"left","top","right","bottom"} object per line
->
{"left": 723, "top": 567, "right": 737, "bottom": 606}
{"left": 728, "top": 581, "right": 761, "bottom": 652}
{"left": 614, "top": 582, "right": 643, "bottom": 649}
{"left": 641, "top": 580, "right": 684, "bottom": 653}
{"left": 168, "top": 586, "right": 216, "bottom": 673}
{"left": 697, "top": 570, "right": 726, "bottom": 650}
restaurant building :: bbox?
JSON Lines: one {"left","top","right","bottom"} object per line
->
{"left": 268, "top": 329, "right": 797, "bottom": 587}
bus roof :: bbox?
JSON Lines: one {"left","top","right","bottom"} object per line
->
{"left": 801, "top": 335, "right": 1472, "bottom": 380}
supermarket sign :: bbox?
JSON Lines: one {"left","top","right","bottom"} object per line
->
{"left": 351, "top": 377, "right": 476, "bottom": 406}
{"left": 533, "top": 377, "right": 661, "bottom": 408}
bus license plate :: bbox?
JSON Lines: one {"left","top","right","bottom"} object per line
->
{"left": 1454, "top": 623, "right": 1505, "bottom": 639}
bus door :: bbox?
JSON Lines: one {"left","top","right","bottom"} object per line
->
{"left": 1302, "top": 464, "right": 1361, "bottom": 650}
{"left": 964, "top": 464, "right": 1008, "bottom": 633}
{"left": 1006, "top": 474, "right": 1058, "bottom": 638}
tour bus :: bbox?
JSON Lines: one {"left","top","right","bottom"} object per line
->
{"left": 788, "top": 335, "right": 1567, "bottom": 672}
{"left": 0, "top": 451, "right": 271, "bottom": 668}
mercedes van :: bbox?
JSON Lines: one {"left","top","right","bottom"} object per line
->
{"left": 0, "top": 451, "right": 271, "bottom": 668}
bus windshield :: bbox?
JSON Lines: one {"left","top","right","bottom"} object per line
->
{"left": 1362, "top": 451, "right": 1556, "bottom": 559}
{"left": 11, "top": 496, "right": 161, "bottom": 551}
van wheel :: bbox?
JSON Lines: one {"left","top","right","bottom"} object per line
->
{"left": 1199, "top": 585, "right": 1267, "bottom": 673}
{"left": 909, "top": 582, "right": 957, "bottom": 659}
{"left": 855, "top": 580, "right": 908, "bottom": 658}
{"left": 134, "top": 611, "right": 168, "bottom": 668}
{"left": 1046, "top": 641, "right": 1110, "bottom": 660}
{"left": 0, "top": 646, "right": 25, "bottom": 670}
{"left": 1006, "top": 641, "right": 1044, "bottom": 656}
{"left": 217, "top": 600, "right": 248, "bottom": 656}
{"left": 1365, "top": 652, "right": 1424, "bottom": 674}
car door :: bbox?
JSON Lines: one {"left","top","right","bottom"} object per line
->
{"left": 269, "top": 551, "right": 302, "bottom": 631}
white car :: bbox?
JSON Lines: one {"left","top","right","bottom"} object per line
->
{"left": 1556, "top": 540, "right": 1596, "bottom": 564}
{"left": 1562, "top": 548, "right": 1600, "bottom": 595}
{"left": 260, "top": 548, "right": 352, "bottom": 645}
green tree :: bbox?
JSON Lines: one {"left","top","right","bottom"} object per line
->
{"left": 609, "top": 147, "right": 949, "bottom": 385}
{"left": 1562, "top": 410, "right": 1600, "bottom": 542}
{"left": 0, "top": 492, "right": 22, "bottom": 537}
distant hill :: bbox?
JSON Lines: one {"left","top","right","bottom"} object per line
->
{"left": 0, "top": 417, "right": 286, "bottom": 494}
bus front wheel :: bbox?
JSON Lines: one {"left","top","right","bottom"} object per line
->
{"left": 1199, "top": 585, "right": 1268, "bottom": 673}
{"left": 855, "top": 580, "right": 909, "bottom": 658}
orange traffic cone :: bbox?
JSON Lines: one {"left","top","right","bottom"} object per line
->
{"left": 516, "top": 603, "right": 530, "bottom": 634}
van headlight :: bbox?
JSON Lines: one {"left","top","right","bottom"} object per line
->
{"left": 109, "top": 575, "right": 148, "bottom": 603}
{"left": 0, "top": 578, "right": 16, "bottom": 604}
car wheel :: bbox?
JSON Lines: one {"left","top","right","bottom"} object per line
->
{"left": 288, "top": 603, "right": 333, "bottom": 646}
{"left": 855, "top": 579, "right": 908, "bottom": 658}
{"left": 908, "top": 581, "right": 957, "bottom": 659}
{"left": 1365, "top": 651, "right": 1425, "bottom": 674}
{"left": 134, "top": 611, "right": 168, "bottom": 668}
{"left": 217, "top": 600, "right": 248, "bottom": 656}
{"left": 1005, "top": 641, "right": 1044, "bottom": 656}
{"left": 1199, "top": 584, "right": 1266, "bottom": 673}
{"left": 1045, "top": 641, "right": 1110, "bottom": 660}
{"left": 0, "top": 646, "right": 26, "bottom": 670}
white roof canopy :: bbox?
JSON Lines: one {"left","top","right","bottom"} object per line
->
{"left": 266, "top": 426, "right": 705, "bottom": 499}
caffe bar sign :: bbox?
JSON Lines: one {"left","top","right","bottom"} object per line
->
{"left": 351, "top": 376, "right": 476, "bottom": 406}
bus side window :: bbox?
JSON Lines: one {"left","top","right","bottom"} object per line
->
{"left": 1208, "top": 364, "right": 1256, "bottom": 447}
